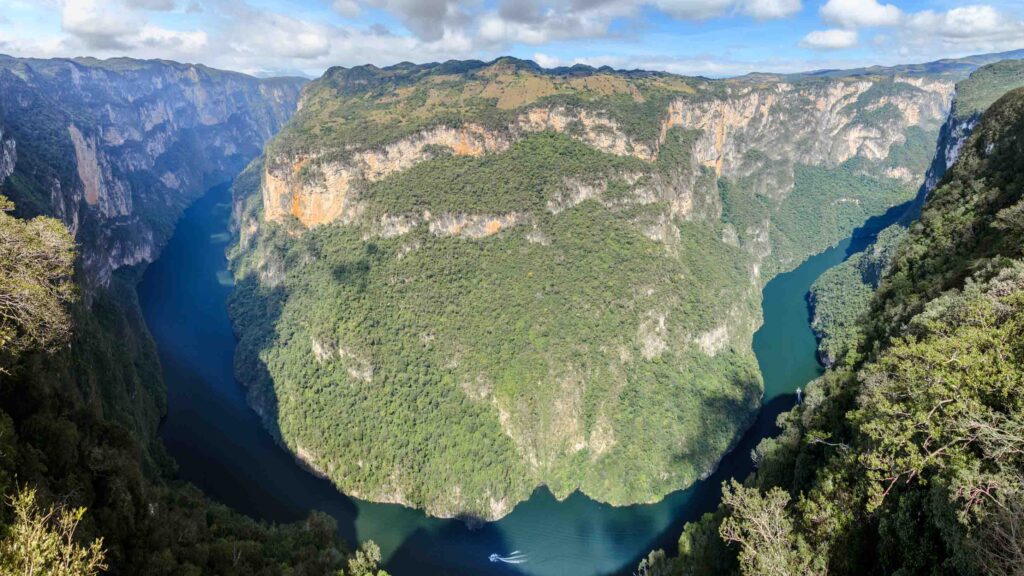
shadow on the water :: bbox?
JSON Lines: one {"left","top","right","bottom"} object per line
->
{"left": 141, "top": 183, "right": 362, "bottom": 544}
{"left": 846, "top": 198, "right": 915, "bottom": 257}
{"left": 386, "top": 518, "right": 523, "bottom": 576}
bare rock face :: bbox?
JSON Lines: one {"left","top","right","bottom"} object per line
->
{"left": 926, "top": 110, "right": 979, "bottom": 194}
{"left": 0, "top": 56, "right": 305, "bottom": 288}
{"left": 67, "top": 123, "right": 132, "bottom": 219}
{"left": 0, "top": 128, "right": 14, "bottom": 186}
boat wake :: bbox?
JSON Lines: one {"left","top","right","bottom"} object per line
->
{"left": 489, "top": 551, "right": 528, "bottom": 564}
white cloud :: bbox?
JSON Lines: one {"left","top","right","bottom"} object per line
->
{"left": 225, "top": 11, "right": 333, "bottom": 59}
{"left": 532, "top": 52, "right": 562, "bottom": 68}
{"left": 905, "top": 5, "right": 1017, "bottom": 41}
{"left": 60, "top": 0, "right": 207, "bottom": 54}
{"left": 820, "top": 0, "right": 901, "bottom": 29}
{"left": 62, "top": 0, "right": 144, "bottom": 48}
{"left": 741, "top": 0, "right": 802, "bottom": 20}
{"left": 138, "top": 25, "right": 208, "bottom": 52}
{"left": 893, "top": 4, "right": 1024, "bottom": 56}
{"left": 478, "top": 7, "right": 624, "bottom": 46}
{"left": 801, "top": 28, "right": 858, "bottom": 49}
{"left": 125, "top": 0, "right": 176, "bottom": 10}
{"left": 361, "top": 0, "right": 476, "bottom": 42}
{"left": 649, "top": 0, "right": 734, "bottom": 20}
{"left": 647, "top": 0, "right": 802, "bottom": 20}
{"left": 806, "top": 1, "right": 1024, "bottom": 57}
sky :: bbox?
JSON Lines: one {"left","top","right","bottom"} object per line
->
{"left": 1, "top": 0, "right": 1023, "bottom": 78}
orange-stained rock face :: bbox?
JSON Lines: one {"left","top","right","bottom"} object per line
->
{"left": 483, "top": 219, "right": 503, "bottom": 236}
{"left": 263, "top": 160, "right": 361, "bottom": 228}
{"left": 263, "top": 124, "right": 515, "bottom": 228}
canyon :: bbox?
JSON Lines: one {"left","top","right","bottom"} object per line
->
{"left": 3, "top": 49, "right": 1024, "bottom": 575}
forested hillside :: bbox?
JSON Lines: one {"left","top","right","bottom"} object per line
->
{"left": 653, "top": 86, "right": 1024, "bottom": 576}
{"left": 230, "top": 56, "right": 961, "bottom": 520}
{"left": 0, "top": 57, "right": 386, "bottom": 575}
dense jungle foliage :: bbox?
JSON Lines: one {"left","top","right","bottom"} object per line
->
{"left": 808, "top": 225, "right": 904, "bottom": 366}
{"left": 647, "top": 87, "right": 1024, "bottom": 576}
{"left": 768, "top": 163, "right": 913, "bottom": 273}
{"left": 232, "top": 132, "right": 764, "bottom": 518}
{"left": 953, "top": 59, "right": 1024, "bottom": 120}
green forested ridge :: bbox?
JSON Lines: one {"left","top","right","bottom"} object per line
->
{"left": 653, "top": 87, "right": 1024, "bottom": 576}
{"left": 809, "top": 225, "right": 904, "bottom": 366}
{"left": 232, "top": 57, "right": 939, "bottom": 519}
{"left": 953, "top": 59, "right": 1024, "bottom": 120}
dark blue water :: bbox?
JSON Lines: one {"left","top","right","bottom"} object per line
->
{"left": 138, "top": 183, "right": 903, "bottom": 576}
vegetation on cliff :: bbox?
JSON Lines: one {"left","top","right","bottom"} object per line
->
{"left": 653, "top": 87, "right": 1024, "bottom": 576}
{"left": 808, "top": 225, "right": 904, "bottom": 366}
{"left": 231, "top": 57, "right": 944, "bottom": 519}
{"left": 232, "top": 131, "right": 764, "bottom": 517}
{"left": 953, "top": 59, "right": 1024, "bottom": 120}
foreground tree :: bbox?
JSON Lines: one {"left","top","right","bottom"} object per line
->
{"left": 0, "top": 489, "right": 106, "bottom": 576}
{"left": 0, "top": 196, "right": 75, "bottom": 362}
{"left": 720, "top": 480, "right": 821, "bottom": 576}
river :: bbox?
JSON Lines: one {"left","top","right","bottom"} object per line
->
{"left": 138, "top": 182, "right": 903, "bottom": 576}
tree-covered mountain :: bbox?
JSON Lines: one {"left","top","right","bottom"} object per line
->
{"left": 652, "top": 84, "right": 1024, "bottom": 576}
{"left": 229, "top": 56, "right": 968, "bottom": 520}
{"left": 0, "top": 56, "right": 386, "bottom": 575}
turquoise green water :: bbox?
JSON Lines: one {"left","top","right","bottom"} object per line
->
{"left": 138, "top": 183, "right": 901, "bottom": 575}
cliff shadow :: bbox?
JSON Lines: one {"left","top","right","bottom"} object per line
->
{"left": 142, "top": 184, "right": 361, "bottom": 545}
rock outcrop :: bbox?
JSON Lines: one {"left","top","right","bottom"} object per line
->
{"left": 0, "top": 127, "right": 14, "bottom": 186}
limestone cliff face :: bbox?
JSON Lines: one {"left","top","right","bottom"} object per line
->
{"left": 0, "top": 127, "right": 14, "bottom": 186}
{"left": 663, "top": 78, "right": 951, "bottom": 182}
{"left": 260, "top": 74, "right": 952, "bottom": 235}
{"left": 924, "top": 101, "right": 979, "bottom": 194}
{"left": 0, "top": 56, "right": 304, "bottom": 288}
{"left": 263, "top": 124, "right": 511, "bottom": 227}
